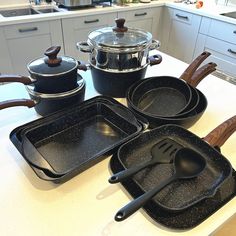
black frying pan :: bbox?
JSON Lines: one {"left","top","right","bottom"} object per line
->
{"left": 129, "top": 62, "right": 216, "bottom": 119}
{"left": 129, "top": 51, "right": 212, "bottom": 117}
{"left": 112, "top": 115, "right": 236, "bottom": 214}
{"left": 126, "top": 79, "right": 208, "bottom": 129}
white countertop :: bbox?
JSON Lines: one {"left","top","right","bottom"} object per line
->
{"left": 0, "top": 0, "right": 236, "bottom": 26}
{"left": 0, "top": 51, "right": 236, "bottom": 235}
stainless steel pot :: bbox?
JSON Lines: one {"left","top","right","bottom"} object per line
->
{"left": 77, "top": 18, "right": 162, "bottom": 97}
{"left": 77, "top": 18, "right": 161, "bottom": 72}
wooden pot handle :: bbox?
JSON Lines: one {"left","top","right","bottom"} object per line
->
{"left": 203, "top": 115, "right": 236, "bottom": 147}
{"left": 179, "top": 51, "right": 211, "bottom": 82}
{"left": 0, "top": 99, "right": 36, "bottom": 110}
{"left": 0, "top": 75, "right": 33, "bottom": 85}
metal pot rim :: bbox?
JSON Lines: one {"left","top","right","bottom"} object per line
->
{"left": 88, "top": 41, "right": 149, "bottom": 53}
{"left": 89, "top": 62, "right": 148, "bottom": 73}
{"left": 26, "top": 79, "right": 85, "bottom": 99}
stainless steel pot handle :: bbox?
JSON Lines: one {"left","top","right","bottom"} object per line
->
{"left": 76, "top": 41, "right": 92, "bottom": 53}
{"left": 148, "top": 39, "right": 161, "bottom": 50}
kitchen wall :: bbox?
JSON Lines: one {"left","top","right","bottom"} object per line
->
{"left": 216, "top": 0, "right": 236, "bottom": 6}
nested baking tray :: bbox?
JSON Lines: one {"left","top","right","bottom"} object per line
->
{"left": 10, "top": 96, "right": 143, "bottom": 183}
{"left": 110, "top": 151, "right": 236, "bottom": 230}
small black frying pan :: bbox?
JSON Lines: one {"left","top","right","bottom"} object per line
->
{"left": 112, "top": 115, "right": 236, "bottom": 215}
{"left": 129, "top": 51, "right": 212, "bottom": 117}
{"left": 126, "top": 79, "right": 208, "bottom": 129}
{"left": 130, "top": 62, "right": 216, "bottom": 119}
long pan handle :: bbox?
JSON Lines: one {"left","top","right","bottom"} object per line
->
{"left": 187, "top": 62, "right": 217, "bottom": 87}
{"left": 179, "top": 51, "right": 211, "bottom": 82}
{"left": 0, "top": 99, "right": 36, "bottom": 109}
{"left": 0, "top": 75, "right": 33, "bottom": 84}
{"left": 203, "top": 115, "right": 236, "bottom": 147}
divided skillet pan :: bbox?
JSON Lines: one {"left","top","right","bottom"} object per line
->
{"left": 109, "top": 148, "right": 236, "bottom": 230}
{"left": 109, "top": 115, "right": 236, "bottom": 221}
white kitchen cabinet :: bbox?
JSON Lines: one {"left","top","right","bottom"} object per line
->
{"left": 194, "top": 17, "right": 236, "bottom": 77}
{"left": 160, "top": 7, "right": 202, "bottom": 63}
{"left": 0, "top": 27, "right": 13, "bottom": 75}
{"left": 62, "top": 13, "right": 117, "bottom": 62}
{"left": 3, "top": 20, "right": 64, "bottom": 75}
{"left": 117, "top": 7, "right": 162, "bottom": 40}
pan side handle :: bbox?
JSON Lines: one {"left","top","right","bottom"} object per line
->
{"left": 0, "top": 99, "right": 36, "bottom": 109}
{"left": 203, "top": 115, "right": 236, "bottom": 147}
{"left": 179, "top": 51, "right": 211, "bottom": 82}
{"left": 0, "top": 75, "right": 33, "bottom": 84}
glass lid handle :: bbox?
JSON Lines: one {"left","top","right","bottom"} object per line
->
{"left": 113, "top": 18, "right": 128, "bottom": 33}
{"left": 44, "top": 46, "right": 62, "bottom": 67}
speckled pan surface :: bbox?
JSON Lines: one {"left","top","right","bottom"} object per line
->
{"left": 10, "top": 96, "right": 143, "bottom": 183}
{"left": 116, "top": 125, "right": 232, "bottom": 211}
{"left": 109, "top": 151, "right": 236, "bottom": 230}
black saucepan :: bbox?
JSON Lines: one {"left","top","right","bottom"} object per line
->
{"left": 0, "top": 78, "right": 85, "bottom": 116}
{"left": 0, "top": 46, "right": 80, "bottom": 93}
{"left": 111, "top": 115, "right": 236, "bottom": 219}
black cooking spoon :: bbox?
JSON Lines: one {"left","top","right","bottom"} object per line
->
{"left": 109, "top": 138, "right": 182, "bottom": 184}
{"left": 114, "top": 147, "right": 206, "bottom": 222}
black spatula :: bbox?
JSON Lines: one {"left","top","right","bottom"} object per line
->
{"left": 109, "top": 138, "right": 183, "bottom": 184}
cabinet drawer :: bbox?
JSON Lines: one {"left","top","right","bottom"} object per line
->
{"left": 205, "top": 36, "right": 236, "bottom": 60}
{"left": 71, "top": 13, "right": 116, "bottom": 30}
{"left": 208, "top": 19, "right": 236, "bottom": 45}
{"left": 4, "top": 21, "right": 50, "bottom": 39}
{"left": 172, "top": 9, "right": 193, "bottom": 25}
{"left": 118, "top": 8, "right": 156, "bottom": 21}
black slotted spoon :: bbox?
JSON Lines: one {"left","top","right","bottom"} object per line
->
{"left": 109, "top": 138, "right": 183, "bottom": 184}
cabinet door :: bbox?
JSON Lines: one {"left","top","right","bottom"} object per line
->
{"left": 117, "top": 7, "right": 161, "bottom": 40}
{"left": 162, "top": 8, "right": 201, "bottom": 63}
{"left": 62, "top": 13, "right": 117, "bottom": 62}
{"left": 0, "top": 27, "right": 13, "bottom": 75}
{"left": 3, "top": 20, "right": 64, "bottom": 75}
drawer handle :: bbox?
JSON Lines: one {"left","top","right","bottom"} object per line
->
{"left": 134, "top": 12, "right": 147, "bottom": 17}
{"left": 84, "top": 19, "right": 99, "bottom": 24}
{"left": 176, "top": 14, "right": 189, "bottom": 20}
{"left": 18, "top": 27, "right": 38, "bottom": 33}
{"left": 228, "top": 48, "right": 236, "bottom": 55}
